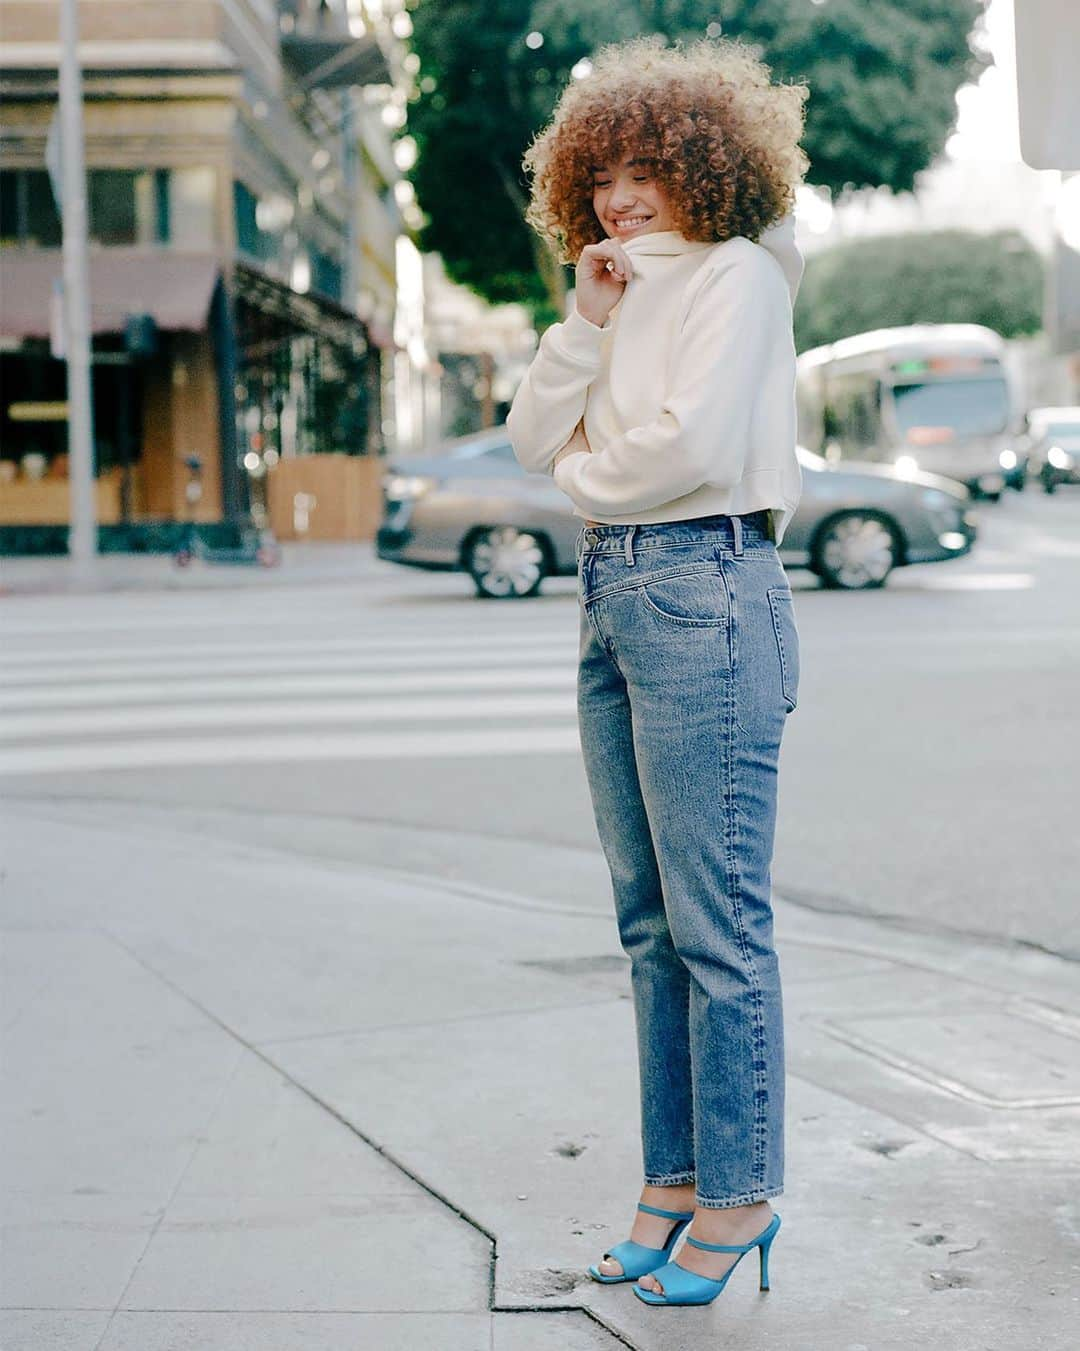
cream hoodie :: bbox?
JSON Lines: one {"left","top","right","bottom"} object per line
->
{"left": 506, "top": 214, "right": 804, "bottom": 543}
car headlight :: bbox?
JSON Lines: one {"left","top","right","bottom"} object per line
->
{"left": 894, "top": 454, "right": 920, "bottom": 479}
{"left": 383, "top": 473, "right": 437, "bottom": 501}
{"left": 1047, "top": 446, "right": 1073, "bottom": 470}
{"left": 998, "top": 449, "right": 1017, "bottom": 469}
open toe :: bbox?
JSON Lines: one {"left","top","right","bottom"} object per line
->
{"left": 586, "top": 1203, "right": 694, "bottom": 1284}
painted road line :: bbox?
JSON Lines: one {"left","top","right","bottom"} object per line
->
{"left": 0, "top": 725, "right": 583, "bottom": 776}
{"left": 0, "top": 666, "right": 577, "bottom": 712}
{"left": 0, "top": 644, "right": 578, "bottom": 689}
{"left": 0, "top": 692, "right": 576, "bottom": 741}
{"left": 0, "top": 627, "right": 579, "bottom": 669}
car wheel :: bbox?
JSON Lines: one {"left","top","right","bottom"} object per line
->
{"left": 812, "top": 512, "right": 900, "bottom": 590}
{"left": 465, "top": 526, "right": 548, "bottom": 599}
{"left": 1042, "top": 470, "right": 1057, "bottom": 494}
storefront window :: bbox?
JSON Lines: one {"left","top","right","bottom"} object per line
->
{"left": 170, "top": 167, "right": 217, "bottom": 249}
{"left": 88, "top": 169, "right": 165, "bottom": 245}
{"left": 310, "top": 247, "right": 343, "bottom": 302}
{"left": 1, "top": 168, "right": 215, "bottom": 249}
{"left": 0, "top": 170, "right": 62, "bottom": 247}
{"left": 234, "top": 181, "right": 275, "bottom": 262}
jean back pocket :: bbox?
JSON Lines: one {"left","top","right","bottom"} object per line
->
{"left": 767, "top": 587, "right": 800, "bottom": 713}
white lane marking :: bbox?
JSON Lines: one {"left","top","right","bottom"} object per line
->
{"left": 902, "top": 572, "right": 1035, "bottom": 591}
{"left": 0, "top": 666, "right": 577, "bottom": 712}
{"left": 0, "top": 643, "right": 577, "bottom": 689}
{"left": 0, "top": 627, "right": 577, "bottom": 668}
{"left": 0, "top": 725, "right": 583, "bottom": 776}
{"left": 0, "top": 693, "right": 576, "bottom": 740}
{"left": 1029, "top": 536, "right": 1080, "bottom": 558}
{"left": 0, "top": 600, "right": 579, "bottom": 639}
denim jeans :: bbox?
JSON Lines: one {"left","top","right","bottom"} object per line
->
{"left": 574, "top": 510, "right": 799, "bottom": 1209}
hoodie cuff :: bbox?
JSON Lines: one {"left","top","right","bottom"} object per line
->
{"left": 549, "top": 307, "right": 610, "bottom": 367}
{"left": 552, "top": 448, "right": 592, "bottom": 490}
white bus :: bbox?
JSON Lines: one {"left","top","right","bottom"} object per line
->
{"left": 796, "top": 324, "right": 1021, "bottom": 499}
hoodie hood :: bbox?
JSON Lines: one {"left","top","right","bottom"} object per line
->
{"left": 616, "top": 216, "right": 803, "bottom": 307}
{"left": 618, "top": 229, "right": 715, "bottom": 256}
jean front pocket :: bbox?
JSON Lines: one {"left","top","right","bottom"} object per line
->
{"left": 767, "top": 587, "right": 800, "bottom": 712}
{"left": 638, "top": 564, "right": 730, "bottom": 627}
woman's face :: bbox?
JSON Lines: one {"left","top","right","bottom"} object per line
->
{"left": 591, "top": 153, "right": 675, "bottom": 239}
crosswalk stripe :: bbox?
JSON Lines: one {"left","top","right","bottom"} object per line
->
{"left": 898, "top": 572, "right": 1035, "bottom": 591}
{"left": 0, "top": 627, "right": 577, "bottom": 669}
{"left": 0, "top": 692, "right": 577, "bottom": 741}
{"left": 0, "top": 666, "right": 577, "bottom": 712}
{"left": 0, "top": 725, "right": 583, "bottom": 776}
{"left": 0, "top": 644, "right": 577, "bottom": 689}
{"left": 0, "top": 599, "right": 580, "bottom": 640}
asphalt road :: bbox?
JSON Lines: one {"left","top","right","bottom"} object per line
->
{"left": 2, "top": 486, "right": 1077, "bottom": 960}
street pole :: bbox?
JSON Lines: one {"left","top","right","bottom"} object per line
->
{"left": 58, "top": 0, "right": 97, "bottom": 582}
{"left": 342, "top": 88, "right": 360, "bottom": 311}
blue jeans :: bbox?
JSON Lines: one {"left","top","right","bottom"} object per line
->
{"left": 574, "top": 510, "right": 799, "bottom": 1209}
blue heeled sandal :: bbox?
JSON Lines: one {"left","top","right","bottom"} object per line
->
{"left": 632, "top": 1211, "right": 781, "bottom": 1306}
{"left": 587, "top": 1202, "right": 695, "bottom": 1284}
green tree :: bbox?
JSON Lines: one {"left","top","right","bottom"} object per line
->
{"left": 405, "top": 0, "right": 988, "bottom": 322}
{"left": 793, "top": 230, "right": 1044, "bottom": 353}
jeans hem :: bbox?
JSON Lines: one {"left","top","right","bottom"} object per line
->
{"left": 643, "top": 1171, "right": 697, "bottom": 1187}
{"left": 696, "top": 1185, "right": 784, "bottom": 1210}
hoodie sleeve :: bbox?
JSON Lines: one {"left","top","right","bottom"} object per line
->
{"left": 552, "top": 245, "right": 792, "bottom": 519}
{"left": 757, "top": 212, "right": 803, "bottom": 307}
{"left": 505, "top": 308, "right": 611, "bottom": 474}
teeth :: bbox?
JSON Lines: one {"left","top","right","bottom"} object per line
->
{"left": 615, "top": 217, "right": 650, "bottom": 229}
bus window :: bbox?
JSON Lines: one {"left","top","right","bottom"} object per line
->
{"left": 890, "top": 377, "right": 1010, "bottom": 441}
{"left": 822, "top": 371, "right": 881, "bottom": 458}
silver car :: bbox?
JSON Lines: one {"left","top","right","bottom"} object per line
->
{"left": 376, "top": 427, "right": 978, "bottom": 596}
{"left": 1019, "top": 406, "right": 1080, "bottom": 494}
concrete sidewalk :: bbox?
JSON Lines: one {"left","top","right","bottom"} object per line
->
{"left": 0, "top": 542, "right": 388, "bottom": 597}
{"left": 1, "top": 796, "right": 1077, "bottom": 1350}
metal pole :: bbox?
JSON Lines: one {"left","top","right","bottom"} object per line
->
{"left": 58, "top": 0, "right": 96, "bottom": 581}
{"left": 342, "top": 88, "right": 360, "bottom": 311}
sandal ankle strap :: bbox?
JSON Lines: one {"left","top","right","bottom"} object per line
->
{"left": 685, "top": 1234, "right": 755, "bottom": 1253}
{"left": 637, "top": 1202, "right": 695, "bottom": 1221}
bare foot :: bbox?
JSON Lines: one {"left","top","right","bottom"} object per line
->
{"left": 594, "top": 1182, "right": 696, "bottom": 1279}
{"left": 636, "top": 1200, "right": 773, "bottom": 1295}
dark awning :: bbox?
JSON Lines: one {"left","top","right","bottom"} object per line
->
{"left": 0, "top": 249, "right": 219, "bottom": 339}
{"left": 280, "top": 32, "right": 391, "bottom": 90}
{"left": 235, "top": 262, "right": 374, "bottom": 355}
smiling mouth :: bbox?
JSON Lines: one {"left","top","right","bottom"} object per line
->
{"left": 611, "top": 215, "right": 652, "bottom": 231}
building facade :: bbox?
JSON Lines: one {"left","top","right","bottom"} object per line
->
{"left": 0, "top": 0, "right": 419, "bottom": 549}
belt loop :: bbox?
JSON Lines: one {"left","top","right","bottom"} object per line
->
{"left": 624, "top": 524, "right": 637, "bottom": 566}
{"left": 732, "top": 515, "right": 743, "bottom": 556}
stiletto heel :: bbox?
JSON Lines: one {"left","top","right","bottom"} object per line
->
{"left": 759, "top": 1231, "right": 774, "bottom": 1290}
{"left": 587, "top": 1202, "right": 695, "bottom": 1284}
{"left": 632, "top": 1211, "right": 781, "bottom": 1307}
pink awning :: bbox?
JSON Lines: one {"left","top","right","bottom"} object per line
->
{"left": 0, "top": 249, "right": 219, "bottom": 338}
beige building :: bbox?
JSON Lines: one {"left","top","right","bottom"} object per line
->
{"left": 0, "top": 0, "right": 419, "bottom": 549}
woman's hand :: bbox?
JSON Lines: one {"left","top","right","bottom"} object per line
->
{"left": 552, "top": 417, "right": 591, "bottom": 471}
{"left": 574, "top": 239, "right": 633, "bottom": 328}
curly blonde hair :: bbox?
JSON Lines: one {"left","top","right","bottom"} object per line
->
{"left": 523, "top": 35, "right": 809, "bottom": 264}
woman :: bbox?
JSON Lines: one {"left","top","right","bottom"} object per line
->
{"left": 506, "top": 36, "right": 809, "bottom": 1309}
